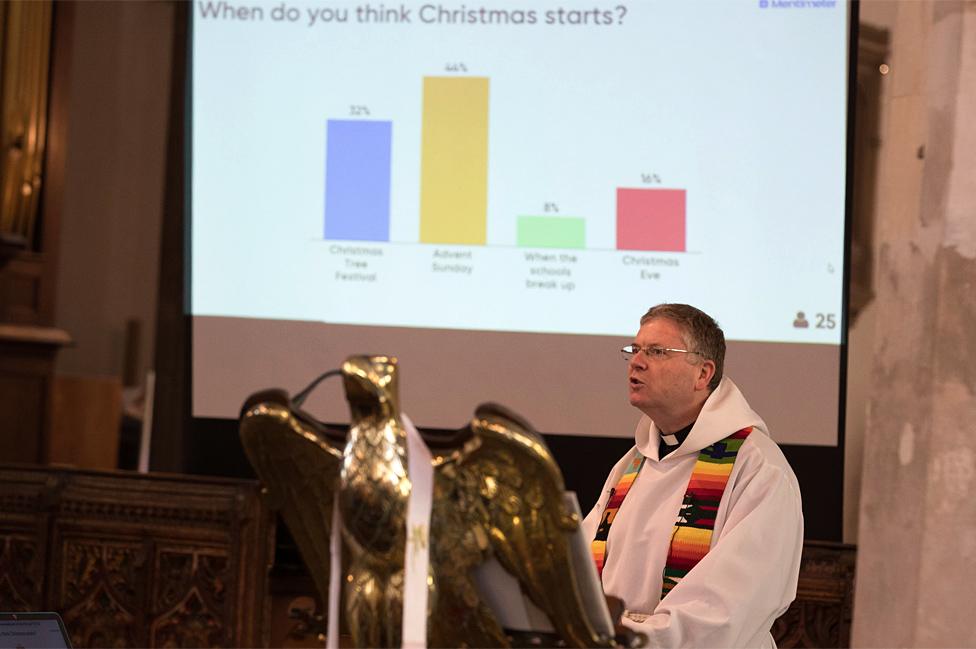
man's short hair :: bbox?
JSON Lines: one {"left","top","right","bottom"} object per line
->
{"left": 640, "top": 303, "right": 725, "bottom": 390}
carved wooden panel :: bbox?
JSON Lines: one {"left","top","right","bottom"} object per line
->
{"left": 0, "top": 534, "right": 43, "bottom": 610}
{"left": 0, "top": 466, "right": 274, "bottom": 648}
{"left": 0, "top": 470, "right": 49, "bottom": 610}
{"left": 59, "top": 540, "right": 144, "bottom": 648}
{"left": 150, "top": 548, "right": 232, "bottom": 647}
{"left": 772, "top": 541, "right": 856, "bottom": 648}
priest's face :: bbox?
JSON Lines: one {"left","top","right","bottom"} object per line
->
{"left": 627, "top": 318, "right": 713, "bottom": 426}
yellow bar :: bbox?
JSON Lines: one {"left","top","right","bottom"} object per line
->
{"left": 419, "top": 77, "right": 489, "bottom": 244}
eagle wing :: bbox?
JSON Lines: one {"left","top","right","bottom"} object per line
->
{"left": 239, "top": 389, "right": 345, "bottom": 608}
{"left": 458, "top": 402, "right": 615, "bottom": 648}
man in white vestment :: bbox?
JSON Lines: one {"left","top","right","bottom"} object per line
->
{"left": 582, "top": 304, "right": 803, "bottom": 648}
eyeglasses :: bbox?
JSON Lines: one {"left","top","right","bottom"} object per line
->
{"left": 621, "top": 344, "right": 705, "bottom": 361}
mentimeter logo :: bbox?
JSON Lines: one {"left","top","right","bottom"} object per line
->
{"left": 759, "top": 0, "right": 838, "bottom": 8}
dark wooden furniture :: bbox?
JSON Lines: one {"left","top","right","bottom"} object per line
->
{"left": 0, "top": 465, "right": 274, "bottom": 647}
{"left": 773, "top": 541, "right": 857, "bottom": 648}
{"left": 269, "top": 538, "right": 857, "bottom": 648}
{"left": 0, "top": 1, "right": 71, "bottom": 463}
{"left": 0, "top": 464, "right": 854, "bottom": 647}
{"left": 0, "top": 325, "right": 70, "bottom": 463}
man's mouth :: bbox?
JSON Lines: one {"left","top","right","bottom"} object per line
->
{"left": 629, "top": 376, "right": 643, "bottom": 387}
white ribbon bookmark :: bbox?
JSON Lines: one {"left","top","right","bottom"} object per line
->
{"left": 401, "top": 413, "right": 434, "bottom": 649}
{"left": 324, "top": 414, "right": 434, "bottom": 649}
{"left": 327, "top": 489, "right": 342, "bottom": 649}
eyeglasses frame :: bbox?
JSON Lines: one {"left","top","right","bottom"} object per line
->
{"left": 620, "top": 344, "right": 706, "bottom": 361}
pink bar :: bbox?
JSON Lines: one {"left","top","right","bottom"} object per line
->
{"left": 616, "top": 188, "right": 686, "bottom": 252}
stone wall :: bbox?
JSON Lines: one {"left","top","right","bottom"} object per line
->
{"left": 852, "top": 2, "right": 976, "bottom": 646}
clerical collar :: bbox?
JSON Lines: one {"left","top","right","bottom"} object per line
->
{"left": 658, "top": 421, "right": 694, "bottom": 459}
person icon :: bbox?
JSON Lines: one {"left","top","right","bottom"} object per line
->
{"left": 793, "top": 311, "right": 809, "bottom": 328}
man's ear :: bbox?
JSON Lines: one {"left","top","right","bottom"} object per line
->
{"left": 696, "top": 359, "right": 716, "bottom": 391}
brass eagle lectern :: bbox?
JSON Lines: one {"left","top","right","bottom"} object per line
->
{"left": 239, "top": 355, "right": 616, "bottom": 648}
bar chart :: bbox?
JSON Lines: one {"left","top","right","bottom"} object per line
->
{"left": 419, "top": 77, "right": 490, "bottom": 245}
{"left": 517, "top": 216, "right": 586, "bottom": 249}
{"left": 193, "top": 0, "right": 850, "bottom": 346}
{"left": 616, "top": 188, "right": 686, "bottom": 252}
{"left": 321, "top": 74, "right": 690, "bottom": 253}
{"left": 324, "top": 120, "right": 392, "bottom": 242}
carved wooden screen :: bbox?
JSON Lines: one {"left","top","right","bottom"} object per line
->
{"left": 0, "top": 466, "right": 274, "bottom": 648}
{"left": 772, "top": 541, "right": 857, "bottom": 648}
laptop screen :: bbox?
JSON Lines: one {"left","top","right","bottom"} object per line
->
{"left": 0, "top": 613, "right": 72, "bottom": 649}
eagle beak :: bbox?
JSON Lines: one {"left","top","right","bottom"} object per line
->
{"left": 342, "top": 355, "right": 401, "bottom": 420}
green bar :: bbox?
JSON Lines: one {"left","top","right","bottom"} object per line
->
{"left": 517, "top": 216, "right": 585, "bottom": 249}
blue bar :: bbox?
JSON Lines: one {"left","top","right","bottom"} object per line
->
{"left": 324, "top": 120, "right": 392, "bottom": 241}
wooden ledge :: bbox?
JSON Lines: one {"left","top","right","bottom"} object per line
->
{"left": 0, "top": 323, "right": 71, "bottom": 347}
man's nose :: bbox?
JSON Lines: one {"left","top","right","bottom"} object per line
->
{"left": 629, "top": 352, "right": 646, "bottom": 370}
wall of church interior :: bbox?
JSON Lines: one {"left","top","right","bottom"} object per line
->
{"left": 53, "top": 2, "right": 173, "bottom": 390}
{"left": 851, "top": 1, "right": 976, "bottom": 647}
{"left": 52, "top": 0, "right": 881, "bottom": 540}
{"left": 42, "top": 2, "right": 976, "bottom": 646}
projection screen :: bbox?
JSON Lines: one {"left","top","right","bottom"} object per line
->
{"left": 190, "top": 0, "right": 851, "bottom": 447}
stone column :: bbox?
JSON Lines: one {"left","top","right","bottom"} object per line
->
{"left": 852, "top": 1, "right": 976, "bottom": 647}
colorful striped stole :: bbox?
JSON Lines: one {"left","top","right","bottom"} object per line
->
{"left": 590, "top": 453, "right": 646, "bottom": 577}
{"left": 660, "top": 426, "right": 752, "bottom": 598}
